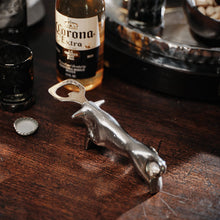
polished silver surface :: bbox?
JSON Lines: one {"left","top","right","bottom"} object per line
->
{"left": 48, "top": 79, "right": 167, "bottom": 194}
{"left": 105, "top": 0, "right": 220, "bottom": 73}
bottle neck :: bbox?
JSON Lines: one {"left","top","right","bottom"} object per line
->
{"left": 56, "top": 0, "right": 105, "bottom": 18}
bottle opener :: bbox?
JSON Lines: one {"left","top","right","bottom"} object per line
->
{"left": 48, "top": 79, "right": 167, "bottom": 194}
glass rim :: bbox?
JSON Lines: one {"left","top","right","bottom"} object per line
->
{"left": 0, "top": 43, "right": 33, "bottom": 68}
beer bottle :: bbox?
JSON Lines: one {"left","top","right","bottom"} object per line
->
{"left": 55, "top": 0, "right": 105, "bottom": 91}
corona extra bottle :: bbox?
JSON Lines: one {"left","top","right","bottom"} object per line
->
{"left": 55, "top": 0, "right": 105, "bottom": 91}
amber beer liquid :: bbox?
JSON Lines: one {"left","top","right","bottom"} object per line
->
{"left": 55, "top": 0, "right": 105, "bottom": 91}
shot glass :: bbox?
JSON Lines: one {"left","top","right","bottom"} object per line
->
{"left": 0, "top": 43, "right": 34, "bottom": 112}
{"left": 128, "top": 0, "right": 166, "bottom": 28}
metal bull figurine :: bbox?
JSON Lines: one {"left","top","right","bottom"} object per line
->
{"left": 48, "top": 79, "right": 166, "bottom": 194}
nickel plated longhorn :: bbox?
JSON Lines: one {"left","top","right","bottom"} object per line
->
{"left": 48, "top": 79, "right": 167, "bottom": 194}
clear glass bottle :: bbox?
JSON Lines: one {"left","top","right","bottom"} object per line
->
{"left": 55, "top": 0, "right": 105, "bottom": 91}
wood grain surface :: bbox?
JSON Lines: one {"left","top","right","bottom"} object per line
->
{"left": 0, "top": 1, "right": 219, "bottom": 219}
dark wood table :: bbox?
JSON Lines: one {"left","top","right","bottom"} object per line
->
{"left": 0, "top": 1, "right": 219, "bottom": 219}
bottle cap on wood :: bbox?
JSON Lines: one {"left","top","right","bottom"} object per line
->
{"left": 13, "top": 117, "right": 39, "bottom": 136}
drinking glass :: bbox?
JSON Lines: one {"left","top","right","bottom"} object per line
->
{"left": 0, "top": 42, "right": 34, "bottom": 112}
{"left": 0, "top": 0, "right": 27, "bottom": 44}
{"left": 128, "top": 0, "right": 166, "bottom": 28}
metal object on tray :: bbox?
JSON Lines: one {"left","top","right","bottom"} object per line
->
{"left": 48, "top": 79, "right": 167, "bottom": 194}
{"left": 105, "top": 0, "right": 220, "bottom": 100}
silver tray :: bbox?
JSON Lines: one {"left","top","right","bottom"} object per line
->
{"left": 105, "top": 0, "right": 220, "bottom": 75}
{"left": 105, "top": 0, "right": 220, "bottom": 100}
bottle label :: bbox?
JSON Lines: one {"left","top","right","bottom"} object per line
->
{"left": 56, "top": 10, "right": 100, "bottom": 51}
{"left": 55, "top": 10, "right": 100, "bottom": 79}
